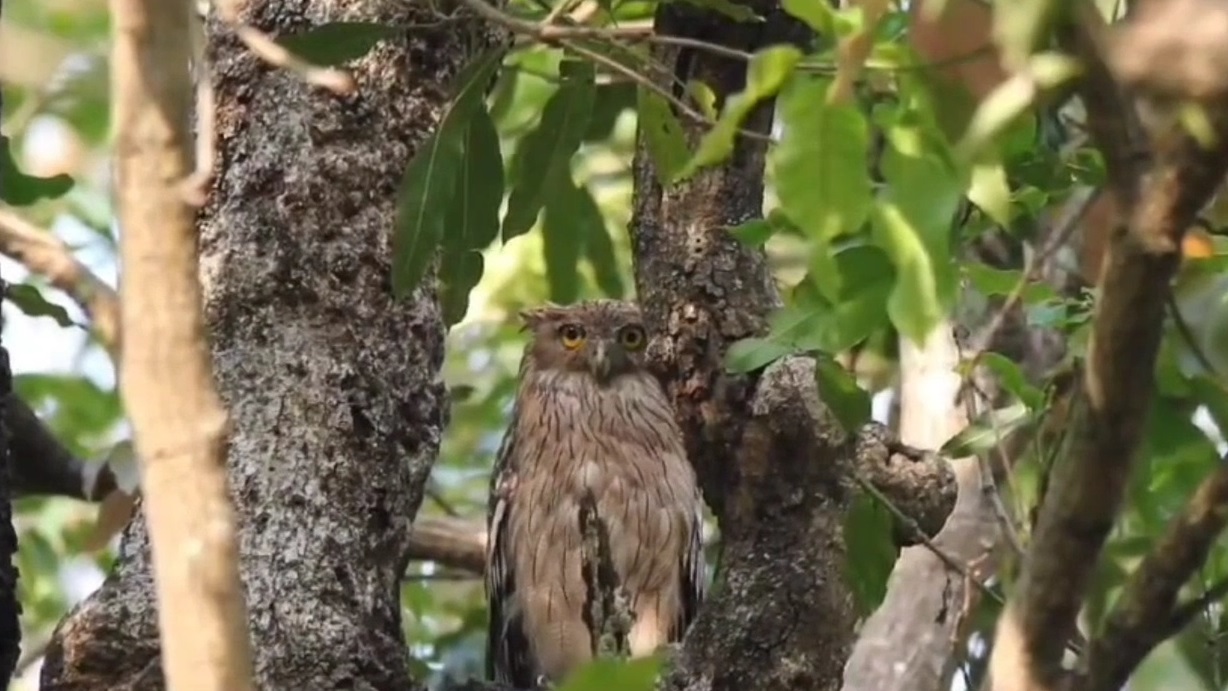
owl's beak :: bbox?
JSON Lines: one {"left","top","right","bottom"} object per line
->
{"left": 587, "top": 342, "right": 624, "bottom": 383}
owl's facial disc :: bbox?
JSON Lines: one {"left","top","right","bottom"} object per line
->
{"left": 586, "top": 340, "right": 628, "bottom": 384}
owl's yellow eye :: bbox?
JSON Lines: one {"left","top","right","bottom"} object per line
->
{"left": 619, "top": 325, "right": 646, "bottom": 351}
{"left": 559, "top": 324, "right": 586, "bottom": 350}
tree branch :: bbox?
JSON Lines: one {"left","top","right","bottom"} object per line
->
{"left": 988, "top": 7, "right": 1228, "bottom": 689}
{"left": 406, "top": 516, "right": 487, "bottom": 574}
{"left": 107, "top": 0, "right": 254, "bottom": 688}
{"left": 0, "top": 208, "right": 120, "bottom": 360}
{"left": 1081, "top": 454, "right": 1228, "bottom": 691}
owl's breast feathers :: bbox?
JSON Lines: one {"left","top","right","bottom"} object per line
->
{"left": 485, "top": 370, "right": 706, "bottom": 686}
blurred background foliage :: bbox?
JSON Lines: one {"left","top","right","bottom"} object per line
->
{"left": 3, "top": 1, "right": 1228, "bottom": 690}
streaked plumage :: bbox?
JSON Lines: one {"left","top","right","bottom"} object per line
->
{"left": 484, "top": 300, "right": 706, "bottom": 687}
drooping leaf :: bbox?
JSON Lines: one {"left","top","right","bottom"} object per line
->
{"left": 502, "top": 60, "right": 596, "bottom": 241}
{"left": 727, "top": 218, "right": 776, "bottom": 248}
{"left": 0, "top": 135, "right": 74, "bottom": 206}
{"left": 725, "top": 337, "right": 794, "bottom": 374}
{"left": 443, "top": 107, "right": 504, "bottom": 254}
{"left": 637, "top": 87, "right": 691, "bottom": 185}
{"left": 814, "top": 355, "right": 872, "bottom": 433}
{"left": 843, "top": 488, "right": 896, "bottom": 617}
{"left": 541, "top": 180, "right": 590, "bottom": 303}
{"left": 275, "top": 21, "right": 399, "bottom": 66}
{"left": 940, "top": 402, "right": 1033, "bottom": 457}
{"left": 774, "top": 74, "right": 872, "bottom": 260}
{"left": 438, "top": 250, "right": 484, "bottom": 326}
{"left": 6, "top": 284, "right": 76, "bottom": 328}
{"left": 873, "top": 121, "right": 963, "bottom": 343}
{"left": 576, "top": 186, "right": 625, "bottom": 298}
{"left": 585, "top": 82, "right": 637, "bottom": 142}
{"left": 557, "top": 656, "right": 662, "bottom": 691}
{"left": 391, "top": 48, "right": 505, "bottom": 298}
{"left": 677, "top": 45, "right": 802, "bottom": 180}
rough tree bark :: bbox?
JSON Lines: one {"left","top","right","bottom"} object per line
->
{"left": 40, "top": 2, "right": 498, "bottom": 689}
{"left": 628, "top": 3, "right": 958, "bottom": 691}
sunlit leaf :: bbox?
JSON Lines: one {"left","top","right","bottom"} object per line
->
{"left": 392, "top": 48, "right": 505, "bottom": 298}
{"left": 6, "top": 284, "right": 76, "bottom": 328}
{"left": 502, "top": 61, "right": 596, "bottom": 241}
{"left": 968, "top": 160, "right": 1012, "bottom": 226}
{"left": 774, "top": 74, "right": 871, "bottom": 259}
{"left": 0, "top": 135, "right": 74, "bottom": 206}
{"left": 962, "top": 352, "right": 1044, "bottom": 409}
{"left": 782, "top": 0, "right": 837, "bottom": 34}
{"left": 677, "top": 46, "right": 802, "bottom": 180}
{"left": 874, "top": 122, "right": 963, "bottom": 344}
{"left": 276, "top": 21, "right": 399, "bottom": 66}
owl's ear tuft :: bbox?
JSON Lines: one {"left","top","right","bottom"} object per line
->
{"left": 517, "top": 303, "right": 564, "bottom": 330}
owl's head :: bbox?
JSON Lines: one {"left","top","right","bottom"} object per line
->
{"left": 518, "top": 300, "right": 650, "bottom": 385}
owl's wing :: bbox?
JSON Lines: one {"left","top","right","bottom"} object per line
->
{"left": 675, "top": 497, "right": 708, "bottom": 639}
{"left": 485, "top": 425, "right": 535, "bottom": 685}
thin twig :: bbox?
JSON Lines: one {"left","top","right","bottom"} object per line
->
{"left": 853, "top": 473, "right": 1005, "bottom": 607}
{"left": 0, "top": 208, "right": 120, "bottom": 361}
{"left": 214, "top": 0, "right": 355, "bottom": 94}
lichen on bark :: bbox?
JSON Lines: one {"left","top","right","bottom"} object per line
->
{"left": 40, "top": 2, "right": 498, "bottom": 688}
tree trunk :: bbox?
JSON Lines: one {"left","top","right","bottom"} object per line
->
{"left": 40, "top": 2, "right": 495, "bottom": 688}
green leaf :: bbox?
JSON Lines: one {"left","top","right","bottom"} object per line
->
{"left": 438, "top": 251, "right": 484, "bottom": 327}
{"left": 725, "top": 337, "right": 794, "bottom": 374}
{"left": 557, "top": 656, "right": 662, "bottom": 691}
{"left": 637, "top": 87, "right": 691, "bottom": 186}
{"left": 275, "top": 21, "right": 399, "bottom": 66}
{"left": 443, "top": 107, "right": 504, "bottom": 254}
{"left": 677, "top": 46, "right": 802, "bottom": 180}
{"left": 577, "top": 188, "right": 625, "bottom": 298}
{"left": 502, "top": 61, "right": 597, "bottom": 241}
{"left": 963, "top": 262, "right": 1058, "bottom": 304}
{"left": 781, "top": 0, "right": 836, "bottom": 34}
{"left": 726, "top": 218, "right": 776, "bottom": 247}
{"left": 0, "top": 135, "right": 74, "bottom": 206}
{"left": 392, "top": 48, "right": 505, "bottom": 299}
{"left": 940, "top": 402, "right": 1033, "bottom": 457}
{"left": 541, "top": 181, "right": 589, "bottom": 303}
{"left": 585, "top": 82, "right": 636, "bottom": 142}
{"left": 6, "top": 284, "right": 75, "bottom": 328}
{"left": 873, "top": 122, "right": 963, "bottom": 343}
{"left": 807, "top": 246, "right": 895, "bottom": 351}
{"left": 968, "top": 160, "right": 1012, "bottom": 226}
{"left": 843, "top": 488, "right": 896, "bottom": 617}
{"left": 815, "top": 356, "right": 871, "bottom": 433}
{"left": 774, "top": 74, "right": 872, "bottom": 263}
{"left": 964, "top": 352, "right": 1045, "bottom": 409}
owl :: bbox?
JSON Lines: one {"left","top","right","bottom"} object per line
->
{"left": 484, "top": 299, "right": 707, "bottom": 687}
